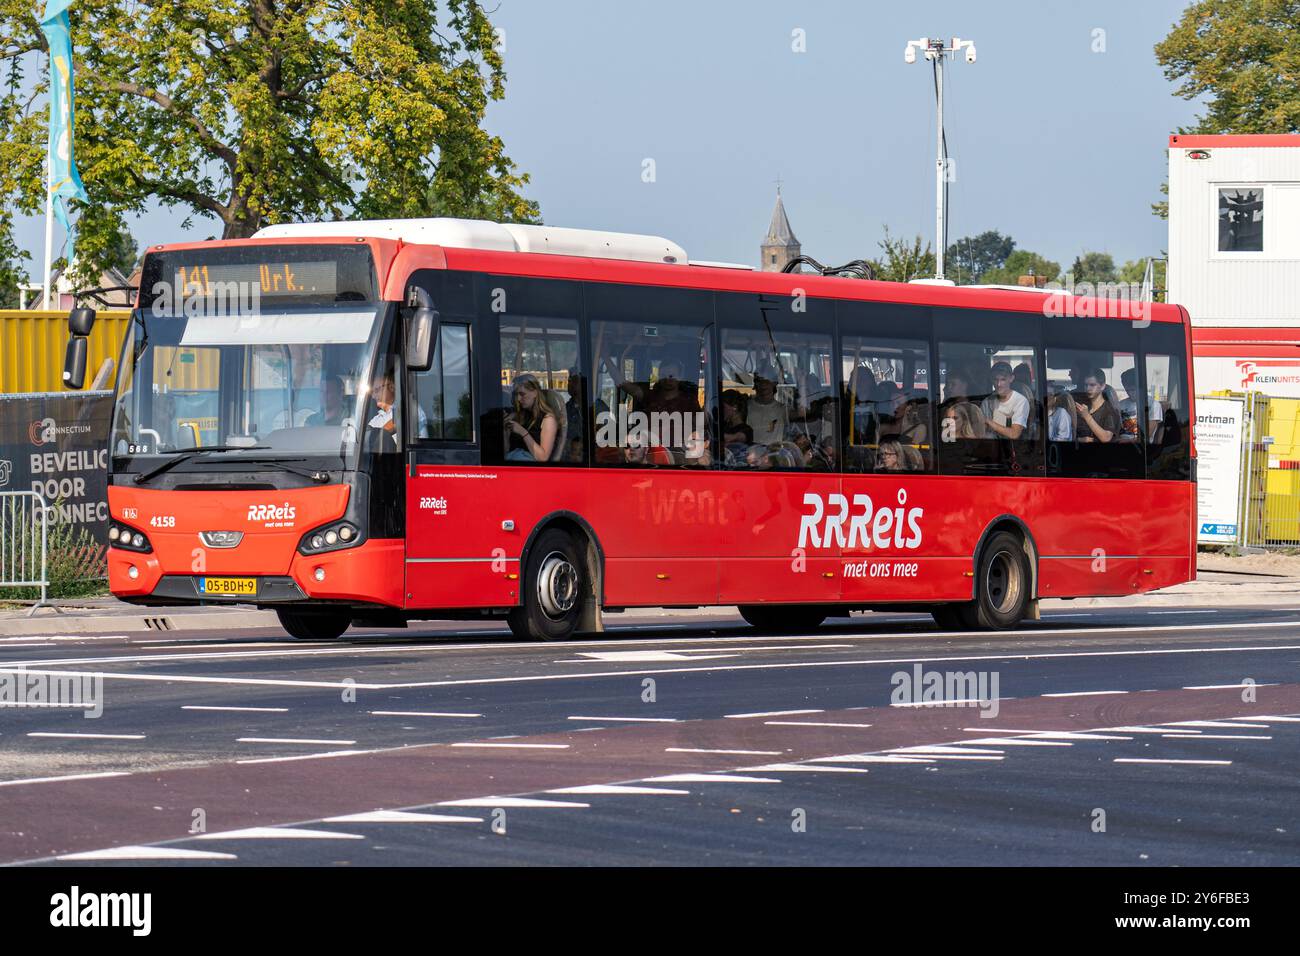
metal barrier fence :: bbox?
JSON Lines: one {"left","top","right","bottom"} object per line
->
{"left": 0, "top": 490, "right": 49, "bottom": 614}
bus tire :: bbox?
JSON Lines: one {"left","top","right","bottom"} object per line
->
{"left": 930, "top": 604, "right": 968, "bottom": 630}
{"left": 508, "top": 528, "right": 585, "bottom": 641}
{"left": 738, "top": 605, "right": 827, "bottom": 633}
{"left": 276, "top": 608, "right": 351, "bottom": 641}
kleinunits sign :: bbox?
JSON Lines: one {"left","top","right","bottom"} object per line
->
{"left": 1195, "top": 396, "right": 1245, "bottom": 545}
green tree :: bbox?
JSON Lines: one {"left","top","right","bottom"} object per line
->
{"left": 946, "top": 230, "right": 1015, "bottom": 283}
{"left": 1156, "top": 0, "right": 1300, "bottom": 135}
{"left": 1119, "top": 256, "right": 1167, "bottom": 302}
{"left": 981, "top": 249, "right": 1061, "bottom": 286}
{"left": 1070, "top": 252, "right": 1118, "bottom": 285}
{"left": 870, "top": 228, "right": 935, "bottom": 282}
{"left": 0, "top": 0, "right": 539, "bottom": 290}
{"left": 1153, "top": 0, "right": 1300, "bottom": 216}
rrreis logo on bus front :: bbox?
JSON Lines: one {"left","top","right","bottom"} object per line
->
{"left": 247, "top": 502, "right": 297, "bottom": 527}
{"left": 797, "top": 489, "right": 924, "bottom": 551}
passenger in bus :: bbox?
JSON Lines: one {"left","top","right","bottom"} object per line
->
{"left": 683, "top": 429, "right": 712, "bottom": 467}
{"left": 1117, "top": 368, "right": 1161, "bottom": 442}
{"left": 876, "top": 440, "right": 907, "bottom": 471}
{"left": 744, "top": 443, "right": 772, "bottom": 470}
{"left": 896, "top": 397, "right": 930, "bottom": 446}
{"left": 1077, "top": 368, "right": 1120, "bottom": 443}
{"left": 721, "top": 389, "right": 754, "bottom": 447}
{"left": 1013, "top": 362, "right": 1036, "bottom": 405}
{"left": 944, "top": 367, "right": 978, "bottom": 405}
{"left": 815, "top": 436, "right": 837, "bottom": 471}
{"left": 980, "top": 362, "right": 1030, "bottom": 440}
{"left": 941, "top": 401, "right": 985, "bottom": 441}
{"left": 605, "top": 351, "right": 700, "bottom": 416}
{"left": 505, "top": 373, "right": 559, "bottom": 461}
{"left": 747, "top": 370, "right": 788, "bottom": 444}
{"left": 307, "top": 376, "right": 348, "bottom": 428}
{"left": 1047, "top": 387, "right": 1078, "bottom": 441}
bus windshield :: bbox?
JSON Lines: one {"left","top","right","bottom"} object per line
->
{"left": 110, "top": 305, "right": 386, "bottom": 467}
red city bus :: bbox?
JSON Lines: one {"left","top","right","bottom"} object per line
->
{"left": 63, "top": 219, "right": 1196, "bottom": 640}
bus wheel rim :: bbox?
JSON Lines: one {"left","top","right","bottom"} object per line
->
{"left": 537, "top": 551, "right": 579, "bottom": 618}
{"left": 985, "top": 550, "right": 1021, "bottom": 613}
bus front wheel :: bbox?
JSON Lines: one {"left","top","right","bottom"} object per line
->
{"left": 276, "top": 608, "right": 351, "bottom": 641}
{"left": 508, "top": 529, "right": 585, "bottom": 641}
{"left": 738, "top": 605, "right": 827, "bottom": 633}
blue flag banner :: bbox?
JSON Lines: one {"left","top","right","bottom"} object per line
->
{"left": 40, "top": 0, "right": 88, "bottom": 264}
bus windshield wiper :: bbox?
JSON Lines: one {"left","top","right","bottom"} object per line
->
{"left": 231, "top": 457, "right": 332, "bottom": 484}
{"left": 132, "top": 445, "right": 270, "bottom": 484}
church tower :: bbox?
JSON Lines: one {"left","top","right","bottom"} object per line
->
{"left": 760, "top": 187, "right": 800, "bottom": 272}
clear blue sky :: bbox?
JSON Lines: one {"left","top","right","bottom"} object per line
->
{"left": 13, "top": 0, "right": 1202, "bottom": 275}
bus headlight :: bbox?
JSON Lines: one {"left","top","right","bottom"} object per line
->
{"left": 109, "top": 521, "right": 152, "bottom": 553}
{"left": 298, "top": 521, "right": 361, "bottom": 556}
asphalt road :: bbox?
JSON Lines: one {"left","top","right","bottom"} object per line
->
{"left": 2, "top": 604, "right": 1299, "bottom": 866}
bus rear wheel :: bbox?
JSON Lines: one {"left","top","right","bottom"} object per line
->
{"left": 508, "top": 529, "right": 585, "bottom": 641}
{"left": 276, "top": 608, "right": 351, "bottom": 641}
{"left": 738, "top": 605, "right": 827, "bottom": 634}
{"left": 932, "top": 531, "right": 1031, "bottom": 631}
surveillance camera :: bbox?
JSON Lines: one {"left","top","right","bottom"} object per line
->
{"left": 904, "top": 45, "right": 916, "bottom": 63}
{"left": 965, "top": 46, "right": 977, "bottom": 64}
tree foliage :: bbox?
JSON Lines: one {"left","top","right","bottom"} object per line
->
{"left": 945, "top": 230, "right": 1015, "bottom": 283}
{"left": 0, "top": 0, "right": 538, "bottom": 289}
{"left": 1155, "top": 0, "right": 1300, "bottom": 135}
{"left": 1070, "top": 252, "right": 1118, "bottom": 285}
{"left": 981, "top": 249, "right": 1061, "bottom": 286}
{"left": 869, "top": 228, "right": 935, "bottom": 283}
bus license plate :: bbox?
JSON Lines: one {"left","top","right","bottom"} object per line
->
{"left": 199, "top": 577, "right": 257, "bottom": 596}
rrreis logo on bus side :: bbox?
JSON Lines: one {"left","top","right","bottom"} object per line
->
{"left": 247, "top": 502, "right": 297, "bottom": 527}
{"left": 797, "top": 489, "right": 924, "bottom": 551}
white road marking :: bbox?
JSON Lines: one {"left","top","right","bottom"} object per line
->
{"left": 961, "top": 737, "right": 1074, "bottom": 747}
{"left": 1024, "top": 731, "right": 1134, "bottom": 741}
{"left": 1042, "top": 690, "right": 1129, "bottom": 698}
{"left": 664, "top": 747, "right": 785, "bottom": 756}
{"left": 183, "top": 705, "right": 289, "bottom": 713}
{"left": 1183, "top": 682, "right": 1279, "bottom": 690}
{"left": 1161, "top": 733, "right": 1272, "bottom": 740}
{"left": 546, "top": 784, "right": 691, "bottom": 795}
{"left": 725, "top": 709, "right": 823, "bottom": 719}
{"left": 740, "top": 763, "right": 870, "bottom": 774}
{"left": 808, "top": 754, "right": 935, "bottom": 764}
{"left": 764, "top": 721, "right": 874, "bottom": 728}
{"left": 450, "top": 742, "right": 569, "bottom": 749}
{"left": 322, "top": 811, "right": 483, "bottom": 824}
{"left": 197, "top": 827, "right": 365, "bottom": 840}
{"left": 1113, "top": 758, "right": 1232, "bottom": 766}
{"left": 27, "top": 732, "right": 145, "bottom": 740}
{"left": 571, "top": 651, "right": 738, "bottom": 662}
{"left": 57, "top": 846, "right": 237, "bottom": 861}
{"left": 0, "top": 635, "right": 128, "bottom": 642}
{"left": 369, "top": 710, "right": 482, "bottom": 718}
{"left": 0, "top": 771, "right": 130, "bottom": 787}
{"left": 643, "top": 773, "right": 782, "bottom": 784}
{"left": 1150, "top": 610, "right": 1220, "bottom": 615}
{"left": 236, "top": 750, "right": 371, "bottom": 765}
{"left": 237, "top": 737, "right": 356, "bottom": 745}
{"left": 437, "top": 797, "right": 590, "bottom": 808}
{"left": 1169, "top": 720, "right": 1271, "bottom": 729}
{"left": 892, "top": 699, "right": 1004, "bottom": 708}
{"left": 888, "top": 745, "right": 1005, "bottom": 755}
{"left": 1102, "top": 727, "right": 1197, "bottom": 735}
{"left": 564, "top": 716, "right": 680, "bottom": 723}
{"left": 1233, "top": 715, "right": 1300, "bottom": 722}
{"left": 0, "top": 701, "right": 94, "bottom": 708}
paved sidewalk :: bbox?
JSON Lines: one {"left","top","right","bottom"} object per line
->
{"left": 3, "top": 554, "right": 1297, "bottom": 637}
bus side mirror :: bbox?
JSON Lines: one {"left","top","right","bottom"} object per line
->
{"left": 63, "top": 335, "right": 88, "bottom": 390}
{"left": 404, "top": 287, "right": 440, "bottom": 372}
{"left": 69, "top": 306, "right": 97, "bottom": 336}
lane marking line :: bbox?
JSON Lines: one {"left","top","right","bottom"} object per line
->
{"left": 546, "top": 785, "right": 692, "bottom": 795}
{"left": 643, "top": 773, "right": 782, "bottom": 784}
{"left": 0, "top": 771, "right": 130, "bottom": 787}
{"left": 237, "top": 736, "right": 356, "bottom": 746}
{"left": 739, "top": 763, "right": 870, "bottom": 774}
{"left": 1042, "top": 690, "right": 1129, "bottom": 698}
{"left": 664, "top": 747, "right": 785, "bottom": 756}
{"left": 437, "top": 797, "right": 589, "bottom": 808}
{"left": 236, "top": 750, "right": 371, "bottom": 765}
{"left": 369, "top": 711, "right": 482, "bottom": 718}
{"left": 564, "top": 716, "right": 680, "bottom": 723}
{"left": 26, "top": 732, "right": 145, "bottom": 740}
{"left": 450, "top": 742, "right": 569, "bottom": 749}
{"left": 1113, "top": 758, "right": 1232, "bottom": 766}
{"left": 182, "top": 705, "right": 289, "bottom": 713}
{"left": 1161, "top": 733, "right": 1273, "bottom": 740}
{"left": 763, "top": 720, "right": 874, "bottom": 728}
{"left": 57, "top": 846, "right": 237, "bottom": 861}
{"left": 196, "top": 826, "right": 365, "bottom": 840}
{"left": 725, "top": 709, "right": 823, "bottom": 719}
{"left": 322, "top": 811, "right": 483, "bottom": 824}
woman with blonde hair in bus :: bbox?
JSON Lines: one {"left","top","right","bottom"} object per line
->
{"left": 876, "top": 440, "right": 908, "bottom": 472}
{"left": 1047, "top": 387, "right": 1078, "bottom": 441}
{"left": 941, "top": 401, "right": 986, "bottom": 441}
{"left": 505, "top": 373, "right": 559, "bottom": 462}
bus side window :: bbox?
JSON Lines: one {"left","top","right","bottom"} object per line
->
{"left": 1145, "top": 351, "right": 1191, "bottom": 480}
{"left": 936, "top": 340, "right": 1042, "bottom": 477}
{"left": 410, "top": 323, "right": 472, "bottom": 441}
{"left": 1043, "top": 345, "right": 1143, "bottom": 479}
{"left": 498, "top": 315, "right": 580, "bottom": 464}
{"left": 840, "top": 335, "right": 931, "bottom": 474}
